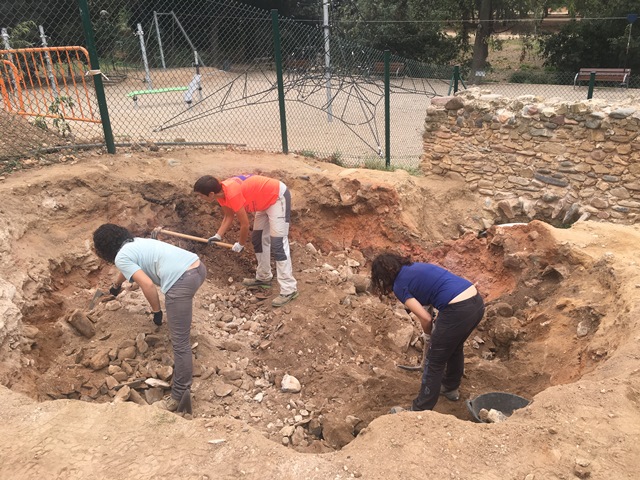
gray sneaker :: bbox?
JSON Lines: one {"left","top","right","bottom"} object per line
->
{"left": 272, "top": 291, "right": 299, "bottom": 307}
{"left": 242, "top": 278, "right": 272, "bottom": 289}
{"left": 440, "top": 386, "right": 460, "bottom": 401}
{"left": 156, "top": 395, "right": 179, "bottom": 412}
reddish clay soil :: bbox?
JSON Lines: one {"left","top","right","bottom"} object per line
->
{"left": 0, "top": 148, "right": 639, "bottom": 479}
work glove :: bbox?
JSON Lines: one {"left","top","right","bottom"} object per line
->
{"left": 109, "top": 283, "right": 122, "bottom": 297}
{"left": 150, "top": 226, "right": 163, "bottom": 240}
{"left": 232, "top": 242, "right": 244, "bottom": 253}
{"left": 152, "top": 310, "right": 163, "bottom": 326}
{"left": 207, "top": 234, "right": 222, "bottom": 245}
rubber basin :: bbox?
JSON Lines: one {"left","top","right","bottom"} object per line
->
{"left": 466, "top": 392, "right": 531, "bottom": 423}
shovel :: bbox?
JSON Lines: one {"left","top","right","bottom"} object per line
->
{"left": 151, "top": 228, "right": 234, "bottom": 249}
{"left": 88, "top": 289, "right": 106, "bottom": 310}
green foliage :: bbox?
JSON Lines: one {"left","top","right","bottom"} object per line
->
{"left": 540, "top": 17, "right": 639, "bottom": 72}
{"left": 361, "top": 156, "right": 421, "bottom": 175}
{"left": 8, "top": 20, "right": 39, "bottom": 48}
{"left": 33, "top": 116, "right": 48, "bottom": 131}
{"left": 328, "top": 151, "right": 344, "bottom": 166}
{"left": 508, "top": 70, "right": 553, "bottom": 84}
{"left": 47, "top": 96, "right": 74, "bottom": 137}
{"left": 334, "top": 0, "right": 460, "bottom": 64}
{"left": 298, "top": 150, "right": 317, "bottom": 158}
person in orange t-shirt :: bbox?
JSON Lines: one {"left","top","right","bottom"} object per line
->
{"left": 194, "top": 174, "right": 298, "bottom": 307}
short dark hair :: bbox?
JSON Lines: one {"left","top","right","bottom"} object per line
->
{"left": 93, "top": 223, "right": 133, "bottom": 263}
{"left": 371, "top": 252, "right": 413, "bottom": 296}
{"left": 194, "top": 175, "right": 222, "bottom": 195}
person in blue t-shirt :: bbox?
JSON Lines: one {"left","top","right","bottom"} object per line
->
{"left": 93, "top": 223, "right": 206, "bottom": 414}
{"left": 371, "top": 252, "right": 485, "bottom": 411}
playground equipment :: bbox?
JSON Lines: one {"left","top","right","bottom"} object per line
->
{"left": 128, "top": 13, "right": 202, "bottom": 107}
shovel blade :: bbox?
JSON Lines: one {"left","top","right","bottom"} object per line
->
{"left": 88, "top": 289, "right": 105, "bottom": 310}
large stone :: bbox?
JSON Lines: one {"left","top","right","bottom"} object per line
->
{"left": 87, "top": 349, "right": 110, "bottom": 371}
{"left": 322, "top": 416, "right": 355, "bottom": 449}
{"left": 388, "top": 324, "right": 415, "bottom": 352}
{"left": 66, "top": 309, "right": 96, "bottom": 339}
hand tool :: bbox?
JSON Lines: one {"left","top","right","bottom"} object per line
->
{"left": 152, "top": 228, "right": 234, "bottom": 249}
{"left": 88, "top": 289, "right": 105, "bottom": 310}
{"left": 397, "top": 333, "right": 430, "bottom": 371}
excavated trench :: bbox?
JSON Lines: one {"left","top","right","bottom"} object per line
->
{"left": 0, "top": 172, "right": 620, "bottom": 452}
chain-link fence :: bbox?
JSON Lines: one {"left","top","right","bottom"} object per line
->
{"left": 1, "top": 0, "right": 638, "bottom": 171}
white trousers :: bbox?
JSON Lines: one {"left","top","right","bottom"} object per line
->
{"left": 251, "top": 182, "right": 297, "bottom": 295}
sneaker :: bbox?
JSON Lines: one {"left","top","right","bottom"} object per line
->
{"left": 389, "top": 406, "right": 408, "bottom": 414}
{"left": 242, "top": 278, "right": 272, "bottom": 289}
{"left": 440, "top": 386, "right": 460, "bottom": 401}
{"left": 156, "top": 395, "right": 179, "bottom": 412}
{"left": 272, "top": 291, "right": 299, "bottom": 307}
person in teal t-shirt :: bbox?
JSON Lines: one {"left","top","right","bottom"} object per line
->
{"left": 93, "top": 223, "right": 206, "bottom": 414}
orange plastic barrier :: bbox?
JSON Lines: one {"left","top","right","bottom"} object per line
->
{"left": 0, "top": 46, "right": 101, "bottom": 123}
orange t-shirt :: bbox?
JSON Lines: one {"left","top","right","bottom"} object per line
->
{"left": 217, "top": 175, "right": 280, "bottom": 213}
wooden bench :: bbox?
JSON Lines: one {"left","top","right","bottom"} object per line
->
{"left": 574, "top": 68, "right": 631, "bottom": 88}
{"left": 371, "top": 62, "right": 405, "bottom": 76}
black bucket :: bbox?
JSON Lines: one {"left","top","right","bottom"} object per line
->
{"left": 466, "top": 392, "right": 531, "bottom": 423}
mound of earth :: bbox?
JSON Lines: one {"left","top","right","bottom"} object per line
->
{"left": 0, "top": 110, "right": 67, "bottom": 166}
{"left": 0, "top": 148, "right": 639, "bottom": 479}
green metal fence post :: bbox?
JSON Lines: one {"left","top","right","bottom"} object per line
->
{"left": 77, "top": 0, "right": 115, "bottom": 154}
{"left": 454, "top": 65, "right": 460, "bottom": 93}
{"left": 384, "top": 50, "right": 390, "bottom": 168}
{"left": 271, "top": 9, "right": 288, "bottom": 154}
{"left": 587, "top": 71, "right": 595, "bottom": 100}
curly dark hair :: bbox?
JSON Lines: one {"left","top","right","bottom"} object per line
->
{"left": 193, "top": 175, "right": 222, "bottom": 195}
{"left": 371, "top": 252, "right": 413, "bottom": 296}
{"left": 93, "top": 223, "right": 133, "bottom": 263}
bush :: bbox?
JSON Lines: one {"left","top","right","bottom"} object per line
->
{"left": 509, "top": 70, "right": 553, "bottom": 84}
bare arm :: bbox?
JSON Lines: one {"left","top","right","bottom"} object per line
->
{"left": 131, "top": 269, "right": 162, "bottom": 312}
{"left": 215, "top": 205, "right": 236, "bottom": 238}
{"left": 113, "top": 272, "right": 126, "bottom": 288}
{"left": 404, "top": 298, "right": 433, "bottom": 334}
{"left": 235, "top": 206, "right": 250, "bottom": 247}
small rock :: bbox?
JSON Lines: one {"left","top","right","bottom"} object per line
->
{"left": 145, "top": 378, "right": 170, "bottom": 388}
{"left": 128, "top": 388, "right": 148, "bottom": 405}
{"left": 281, "top": 374, "right": 301, "bottom": 393}
{"left": 145, "top": 387, "right": 164, "bottom": 404}
{"left": 113, "top": 385, "right": 130, "bottom": 403}
{"left": 214, "top": 383, "right": 234, "bottom": 397}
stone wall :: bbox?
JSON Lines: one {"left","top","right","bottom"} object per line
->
{"left": 421, "top": 88, "right": 640, "bottom": 226}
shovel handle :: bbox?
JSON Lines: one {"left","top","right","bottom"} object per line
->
{"left": 159, "top": 229, "right": 234, "bottom": 249}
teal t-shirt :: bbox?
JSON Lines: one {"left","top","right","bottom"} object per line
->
{"left": 115, "top": 238, "right": 199, "bottom": 293}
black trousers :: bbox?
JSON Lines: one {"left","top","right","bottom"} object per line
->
{"left": 412, "top": 293, "right": 485, "bottom": 411}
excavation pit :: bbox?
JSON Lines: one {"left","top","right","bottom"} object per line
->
{"left": 1, "top": 150, "right": 639, "bottom": 466}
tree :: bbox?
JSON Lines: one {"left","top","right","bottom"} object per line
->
{"left": 540, "top": 0, "right": 639, "bottom": 71}
{"left": 333, "top": 0, "right": 460, "bottom": 65}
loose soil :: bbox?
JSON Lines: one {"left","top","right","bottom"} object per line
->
{"left": 0, "top": 148, "right": 639, "bottom": 479}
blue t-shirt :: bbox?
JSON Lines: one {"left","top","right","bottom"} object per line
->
{"left": 393, "top": 263, "right": 472, "bottom": 310}
{"left": 115, "top": 238, "right": 199, "bottom": 294}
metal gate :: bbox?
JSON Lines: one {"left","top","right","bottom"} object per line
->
{"left": 0, "top": 46, "right": 100, "bottom": 124}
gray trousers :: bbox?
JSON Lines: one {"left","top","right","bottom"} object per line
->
{"left": 164, "top": 262, "right": 206, "bottom": 400}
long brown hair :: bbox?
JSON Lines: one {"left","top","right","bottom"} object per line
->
{"left": 370, "top": 253, "right": 413, "bottom": 296}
